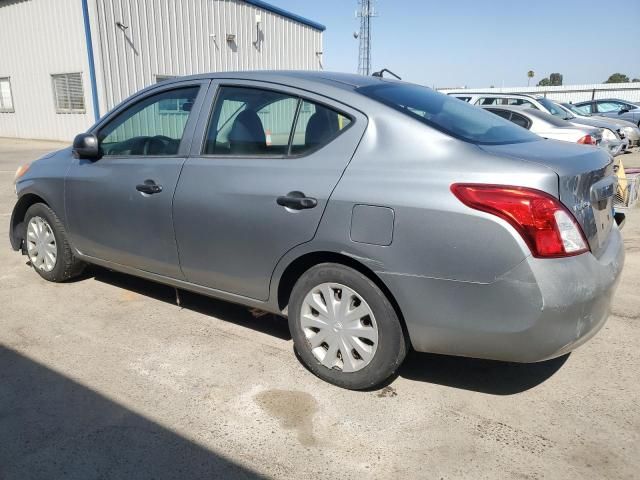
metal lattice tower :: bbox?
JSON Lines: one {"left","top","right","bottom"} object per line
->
{"left": 357, "top": 0, "right": 377, "bottom": 76}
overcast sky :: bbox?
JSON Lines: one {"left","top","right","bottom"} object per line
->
{"left": 272, "top": 0, "right": 640, "bottom": 87}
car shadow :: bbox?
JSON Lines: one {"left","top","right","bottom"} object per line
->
{"left": 83, "top": 265, "right": 291, "bottom": 341}
{"left": 399, "top": 350, "right": 570, "bottom": 395}
{"left": 0, "top": 345, "right": 266, "bottom": 479}
{"left": 81, "top": 265, "right": 567, "bottom": 395}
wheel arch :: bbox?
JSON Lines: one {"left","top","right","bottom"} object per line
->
{"left": 9, "top": 193, "right": 50, "bottom": 251}
{"left": 275, "top": 250, "right": 411, "bottom": 348}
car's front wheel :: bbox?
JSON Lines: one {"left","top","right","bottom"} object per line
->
{"left": 23, "top": 203, "right": 85, "bottom": 282}
{"left": 288, "top": 263, "right": 407, "bottom": 390}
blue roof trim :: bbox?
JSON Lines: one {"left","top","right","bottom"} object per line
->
{"left": 244, "top": 0, "right": 326, "bottom": 31}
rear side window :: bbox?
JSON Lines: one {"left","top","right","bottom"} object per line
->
{"left": 359, "top": 83, "right": 538, "bottom": 145}
{"left": 509, "top": 112, "right": 531, "bottom": 129}
{"left": 204, "top": 86, "right": 351, "bottom": 156}
{"left": 574, "top": 103, "right": 593, "bottom": 114}
{"left": 290, "top": 100, "right": 351, "bottom": 155}
{"left": 478, "top": 97, "right": 536, "bottom": 108}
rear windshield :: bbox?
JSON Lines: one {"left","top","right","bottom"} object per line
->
{"left": 357, "top": 83, "right": 539, "bottom": 145}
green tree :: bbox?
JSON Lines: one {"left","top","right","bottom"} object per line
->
{"left": 549, "top": 73, "right": 563, "bottom": 86}
{"left": 537, "top": 73, "right": 562, "bottom": 87}
{"left": 527, "top": 70, "right": 535, "bottom": 86}
{"left": 604, "top": 73, "right": 630, "bottom": 83}
{"left": 633, "top": 78, "right": 640, "bottom": 83}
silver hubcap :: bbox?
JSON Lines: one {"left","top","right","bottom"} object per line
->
{"left": 26, "top": 216, "right": 57, "bottom": 272}
{"left": 300, "top": 282, "right": 378, "bottom": 373}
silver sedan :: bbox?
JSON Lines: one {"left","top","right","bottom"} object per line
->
{"left": 10, "top": 72, "right": 624, "bottom": 389}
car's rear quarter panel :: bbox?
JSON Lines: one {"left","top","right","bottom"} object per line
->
{"left": 307, "top": 111, "right": 573, "bottom": 357}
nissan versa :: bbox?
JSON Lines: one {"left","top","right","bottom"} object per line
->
{"left": 9, "top": 72, "right": 624, "bottom": 390}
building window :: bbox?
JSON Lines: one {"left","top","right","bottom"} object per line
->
{"left": 0, "top": 77, "right": 14, "bottom": 113}
{"left": 51, "top": 73, "right": 85, "bottom": 114}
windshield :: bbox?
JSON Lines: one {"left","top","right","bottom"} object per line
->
{"left": 538, "top": 97, "right": 574, "bottom": 120}
{"left": 358, "top": 83, "right": 539, "bottom": 145}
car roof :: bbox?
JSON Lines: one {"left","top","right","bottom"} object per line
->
{"left": 161, "top": 70, "right": 390, "bottom": 91}
{"left": 574, "top": 98, "right": 634, "bottom": 105}
{"left": 450, "top": 92, "right": 539, "bottom": 99}
{"left": 482, "top": 105, "right": 551, "bottom": 118}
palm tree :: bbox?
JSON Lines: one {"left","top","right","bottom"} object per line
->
{"left": 527, "top": 70, "right": 535, "bottom": 86}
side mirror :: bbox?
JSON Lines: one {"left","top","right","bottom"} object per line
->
{"left": 619, "top": 107, "right": 630, "bottom": 114}
{"left": 72, "top": 133, "right": 100, "bottom": 159}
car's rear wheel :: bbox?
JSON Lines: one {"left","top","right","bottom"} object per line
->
{"left": 23, "top": 203, "right": 84, "bottom": 282}
{"left": 288, "top": 263, "right": 406, "bottom": 390}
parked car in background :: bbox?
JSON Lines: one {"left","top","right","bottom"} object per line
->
{"left": 573, "top": 98, "right": 640, "bottom": 127}
{"left": 10, "top": 72, "right": 624, "bottom": 390}
{"left": 535, "top": 99, "right": 628, "bottom": 156}
{"left": 562, "top": 102, "right": 640, "bottom": 148}
{"left": 450, "top": 92, "right": 628, "bottom": 155}
{"left": 449, "top": 92, "right": 542, "bottom": 109}
{"left": 482, "top": 105, "right": 604, "bottom": 146}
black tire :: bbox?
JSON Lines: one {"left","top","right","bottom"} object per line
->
{"left": 288, "top": 263, "right": 407, "bottom": 390}
{"left": 23, "top": 203, "right": 85, "bottom": 282}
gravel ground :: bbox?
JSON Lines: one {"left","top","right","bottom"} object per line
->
{"left": 1, "top": 138, "right": 639, "bottom": 479}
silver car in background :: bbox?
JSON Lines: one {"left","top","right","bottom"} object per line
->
{"left": 10, "top": 72, "right": 624, "bottom": 390}
{"left": 562, "top": 102, "right": 640, "bottom": 148}
{"left": 573, "top": 98, "right": 640, "bottom": 127}
{"left": 482, "top": 105, "right": 604, "bottom": 146}
{"left": 450, "top": 92, "right": 627, "bottom": 155}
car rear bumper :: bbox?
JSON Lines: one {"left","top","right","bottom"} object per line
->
{"left": 380, "top": 226, "right": 625, "bottom": 362}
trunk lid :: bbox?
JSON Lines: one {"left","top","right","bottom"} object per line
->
{"left": 479, "top": 139, "right": 615, "bottom": 257}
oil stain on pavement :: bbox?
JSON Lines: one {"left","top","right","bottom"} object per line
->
{"left": 254, "top": 390, "right": 318, "bottom": 446}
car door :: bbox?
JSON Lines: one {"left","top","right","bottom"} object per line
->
{"left": 172, "top": 81, "right": 367, "bottom": 300}
{"left": 65, "top": 80, "right": 209, "bottom": 278}
{"left": 594, "top": 100, "right": 639, "bottom": 123}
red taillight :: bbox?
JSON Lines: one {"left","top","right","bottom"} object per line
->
{"left": 577, "top": 134, "right": 596, "bottom": 145}
{"left": 451, "top": 184, "right": 589, "bottom": 258}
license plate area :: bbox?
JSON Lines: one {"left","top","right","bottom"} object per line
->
{"left": 592, "top": 197, "right": 613, "bottom": 249}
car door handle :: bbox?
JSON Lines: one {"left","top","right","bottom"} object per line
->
{"left": 277, "top": 191, "right": 317, "bottom": 210}
{"left": 136, "top": 180, "right": 163, "bottom": 194}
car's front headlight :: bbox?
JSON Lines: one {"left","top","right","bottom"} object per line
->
{"left": 623, "top": 126, "right": 639, "bottom": 137}
{"left": 14, "top": 163, "right": 30, "bottom": 184}
{"left": 601, "top": 128, "right": 618, "bottom": 142}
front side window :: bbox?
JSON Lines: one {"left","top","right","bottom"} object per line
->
{"left": 204, "top": 86, "right": 351, "bottom": 156}
{"left": 596, "top": 101, "right": 625, "bottom": 113}
{"left": 359, "top": 83, "right": 538, "bottom": 145}
{"left": 51, "top": 73, "right": 85, "bottom": 114}
{"left": 0, "top": 77, "right": 14, "bottom": 113}
{"left": 98, "top": 86, "right": 199, "bottom": 156}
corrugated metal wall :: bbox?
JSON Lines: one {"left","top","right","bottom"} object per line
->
{"left": 94, "top": 0, "right": 323, "bottom": 112}
{"left": 0, "top": 0, "right": 323, "bottom": 141}
{"left": 440, "top": 83, "right": 640, "bottom": 103}
{"left": 0, "top": 0, "right": 95, "bottom": 140}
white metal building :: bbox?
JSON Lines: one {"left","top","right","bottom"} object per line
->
{"left": 0, "top": 0, "right": 325, "bottom": 141}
